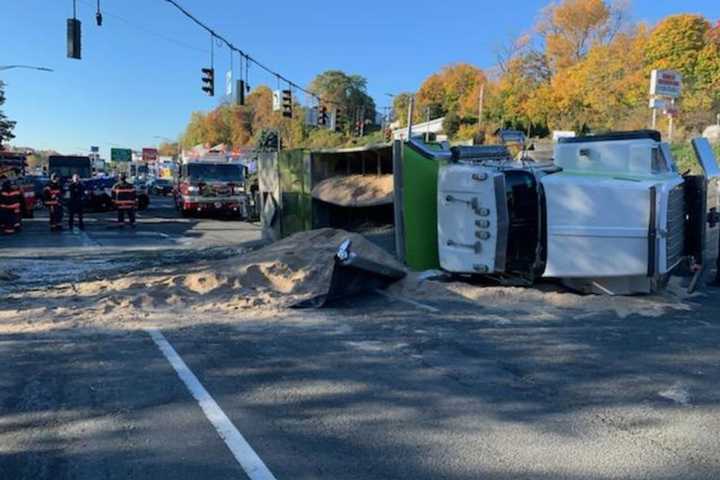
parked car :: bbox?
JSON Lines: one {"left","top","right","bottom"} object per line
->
{"left": 151, "top": 178, "right": 174, "bottom": 196}
{"left": 134, "top": 179, "right": 150, "bottom": 210}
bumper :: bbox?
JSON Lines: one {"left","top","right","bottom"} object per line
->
{"left": 180, "top": 195, "right": 248, "bottom": 215}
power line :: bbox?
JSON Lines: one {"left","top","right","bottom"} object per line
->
{"left": 160, "top": 0, "right": 339, "bottom": 107}
{"left": 77, "top": 0, "right": 208, "bottom": 54}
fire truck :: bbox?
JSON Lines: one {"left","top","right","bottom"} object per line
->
{"left": 0, "top": 151, "right": 36, "bottom": 218}
{"left": 175, "top": 154, "right": 248, "bottom": 218}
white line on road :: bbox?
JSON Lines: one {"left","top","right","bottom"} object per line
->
{"left": 146, "top": 328, "right": 278, "bottom": 480}
{"left": 374, "top": 289, "right": 440, "bottom": 313}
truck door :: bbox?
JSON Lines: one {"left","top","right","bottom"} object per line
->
{"left": 685, "top": 138, "right": 720, "bottom": 282}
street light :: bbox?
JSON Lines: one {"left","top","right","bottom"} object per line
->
{"left": 0, "top": 65, "right": 54, "bottom": 72}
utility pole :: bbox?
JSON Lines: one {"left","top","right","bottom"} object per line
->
{"left": 668, "top": 98, "right": 675, "bottom": 142}
{"left": 478, "top": 83, "right": 485, "bottom": 126}
{"left": 424, "top": 107, "right": 431, "bottom": 143}
{"left": 406, "top": 96, "right": 415, "bottom": 140}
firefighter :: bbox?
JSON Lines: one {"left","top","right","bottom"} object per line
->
{"left": 112, "top": 173, "right": 137, "bottom": 227}
{"left": 0, "top": 176, "right": 22, "bottom": 234}
{"left": 67, "top": 174, "right": 85, "bottom": 231}
{"left": 43, "top": 173, "right": 64, "bottom": 231}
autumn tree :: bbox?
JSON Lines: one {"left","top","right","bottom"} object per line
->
{"left": 537, "top": 0, "right": 628, "bottom": 71}
{"left": 541, "top": 26, "right": 648, "bottom": 131}
{"left": 0, "top": 81, "right": 16, "bottom": 147}
{"left": 645, "top": 14, "right": 720, "bottom": 131}
{"left": 158, "top": 142, "right": 180, "bottom": 157}
{"left": 415, "top": 64, "right": 487, "bottom": 121}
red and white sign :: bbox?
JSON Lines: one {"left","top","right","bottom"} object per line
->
{"left": 142, "top": 148, "right": 159, "bottom": 163}
{"left": 650, "top": 69, "right": 682, "bottom": 98}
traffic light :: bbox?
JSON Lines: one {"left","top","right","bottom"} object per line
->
{"left": 236, "top": 80, "right": 245, "bottom": 106}
{"left": 202, "top": 68, "right": 215, "bottom": 96}
{"left": 318, "top": 106, "right": 328, "bottom": 126}
{"left": 334, "top": 109, "right": 342, "bottom": 132}
{"left": 281, "top": 89, "right": 292, "bottom": 118}
{"left": 67, "top": 18, "right": 81, "bottom": 59}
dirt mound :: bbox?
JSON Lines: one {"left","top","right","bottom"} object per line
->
{"left": 311, "top": 174, "right": 393, "bottom": 207}
{"left": 42, "top": 229, "right": 405, "bottom": 321}
{"left": 390, "top": 271, "right": 695, "bottom": 320}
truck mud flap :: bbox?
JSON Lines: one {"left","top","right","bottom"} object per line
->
{"left": 293, "top": 239, "right": 406, "bottom": 308}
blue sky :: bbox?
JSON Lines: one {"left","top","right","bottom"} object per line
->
{"left": 2, "top": 0, "right": 718, "bottom": 159}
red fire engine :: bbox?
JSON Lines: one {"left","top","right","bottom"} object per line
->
{"left": 174, "top": 153, "right": 248, "bottom": 218}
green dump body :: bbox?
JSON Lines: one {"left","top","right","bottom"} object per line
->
{"left": 400, "top": 142, "right": 442, "bottom": 271}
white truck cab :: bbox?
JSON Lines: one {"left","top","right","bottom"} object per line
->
{"left": 436, "top": 130, "right": 720, "bottom": 294}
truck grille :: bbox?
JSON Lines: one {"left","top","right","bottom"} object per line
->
{"left": 666, "top": 184, "right": 685, "bottom": 270}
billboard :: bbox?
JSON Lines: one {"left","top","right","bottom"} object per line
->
{"left": 111, "top": 148, "right": 132, "bottom": 162}
{"left": 650, "top": 69, "right": 682, "bottom": 98}
{"left": 142, "top": 148, "right": 159, "bottom": 163}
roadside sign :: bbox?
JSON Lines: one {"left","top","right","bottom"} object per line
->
{"left": 90, "top": 145, "right": 99, "bottom": 153}
{"left": 111, "top": 148, "right": 132, "bottom": 162}
{"left": 649, "top": 98, "right": 667, "bottom": 110}
{"left": 225, "top": 70, "right": 233, "bottom": 96}
{"left": 650, "top": 69, "right": 682, "bottom": 98}
{"left": 142, "top": 148, "right": 159, "bottom": 163}
{"left": 272, "top": 90, "right": 282, "bottom": 112}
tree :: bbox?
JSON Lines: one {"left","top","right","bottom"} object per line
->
{"left": 0, "top": 81, "right": 16, "bottom": 148}
{"left": 391, "top": 92, "right": 414, "bottom": 127}
{"left": 537, "top": 0, "right": 628, "bottom": 70}
{"left": 181, "top": 111, "right": 209, "bottom": 148}
{"left": 486, "top": 52, "right": 549, "bottom": 131}
{"left": 645, "top": 14, "right": 710, "bottom": 81}
{"left": 415, "top": 64, "right": 487, "bottom": 122}
{"left": 543, "top": 26, "right": 648, "bottom": 131}
{"left": 158, "top": 142, "right": 180, "bottom": 157}
{"left": 308, "top": 71, "right": 376, "bottom": 135}
{"left": 645, "top": 14, "right": 718, "bottom": 132}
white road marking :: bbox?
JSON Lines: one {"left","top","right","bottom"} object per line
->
{"left": 374, "top": 289, "right": 440, "bottom": 313}
{"left": 146, "top": 328, "right": 278, "bottom": 480}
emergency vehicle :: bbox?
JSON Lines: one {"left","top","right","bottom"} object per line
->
{"left": 175, "top": 153, "right": 248, "bottom": 218}
{"left": 0, "top": 151, "right": 37, "bottom": 217}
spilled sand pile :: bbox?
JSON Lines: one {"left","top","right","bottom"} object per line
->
{"left": 311, "top": 174, "right": 393, "bottom": 207}
{"left": 8, "top": 229, "right": 406, "bottom": 328}
{"left": 389, "top": 271, "right": 697, "bottom": 320}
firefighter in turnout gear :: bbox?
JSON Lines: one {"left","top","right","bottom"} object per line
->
{"left": 67, "top": 174, "right": 85, "bottom": 231}
{"left": 112, "top": 173, "right": 137, "bottom": 227}
{"left": 0, "top": 176, "right": 23, "bottom": 234}
{"left": 43, "top": 173, "right": 64, "bottom": 231}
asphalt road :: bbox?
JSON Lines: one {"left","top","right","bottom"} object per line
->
{"left": 3, "top": 196, "right": 720, "bottom": 479}
{"left": 0, "top": 195, "right": 263, "bottom": 256}
{"left": 3, "top": 292, "right": 720, "bottom": 479}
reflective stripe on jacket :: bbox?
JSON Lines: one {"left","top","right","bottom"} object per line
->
{"left": 112, "top": 183, "right": 137, "bottom": 209}
{"left": 0, "top": 188, "right": 22, "bottom": 213}
{"left": 43, "top": 184, "right": 63, "bottom": 206}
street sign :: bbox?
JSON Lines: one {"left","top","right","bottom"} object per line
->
{"left": 225, "top": 70, "right": 233, "bottom": 96}
{"left": 90, "top": 145, "right": 99, "bottom": 153}
{"left": 111, "top": 148, "right": 132, "bottom": 162}
{"left": 650, "top": 69, "right": 682, "bottom": 98}
{"left": 649, "top": 98, "right": 667, "bottom": 110}
{"left": 272, "top": 90, "right": 282, "bottom": 112}
{"left": 142, "top": 148, "right": 159, "bottom": 163}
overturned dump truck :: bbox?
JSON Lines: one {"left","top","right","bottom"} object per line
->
{"left": 433, "top": 130, "right": 720, "bottom": 294}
